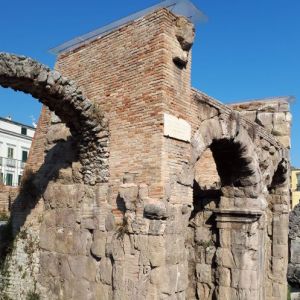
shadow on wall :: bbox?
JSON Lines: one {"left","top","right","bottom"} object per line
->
{"left": 0, "top": 135, "right": 78, "bottom": 263}
{"left": 210, "top": 138, "right": 255, "bottom": 187}
{"left": 288, "top": 203, "right": 300, "bottom": 289}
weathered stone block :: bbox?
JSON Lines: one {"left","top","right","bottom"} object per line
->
{"left": 205, "top": 246, "right": 216, "bottom": 264}
{"left": 177, "top": 262, "right": 189, "bottom": 292}
{"left": 119, "top": 183, "right": 138, "bottom": 211}
{"left": 175, "top": 16, "right": 195, "bottom": 51}
{"left": 55, "top": 208, "right": 76, "bottom": 228}
{"left": 196, "top": 263, "right": 212, "bottom": 284}
{"left": 91, "top": 230, "right": 107, "bottom": 259}
{"left": 43, "top": 183, "right": 85, "bottom": 209}
{"left": 148, "top": 219, "right": 166, "bottom": 235}
{"left": 256, "top": 112, "right": 273, "bottom": 128}
{"left": 98, "top": 257, "right": 112, "bottom": 285}
{"left": 40, "top": 252, "right": 59, "bottom": 277}
{"left": 148, "top": 236, "right": 166, "bottom": 267}
{"left": 195, "top": 226, "right": 211, "bottom": 245}
{"left": 150, "top": 265, "right": 178, "bottom": 295}
{"left": 144, "top": 200, "right": 167, "bottom": 220}
{"left": 67, "top": 255, "right": 98, "bottom": 282}
{"left": 197, "top": 282, "right": 213, "bottom": 300}
{"left": 165, "top": 235, "right": 186, "bottom": 264}
{"left": 216, "top": 267, "right": 231, "bottom": 287}
{"left": 219, "top": 229, "right": 231, "bottom": 248}
{"left": 272, "top": 257, "right": 286, "bottom": 277}
{"left": 273, "top": 244, "right": 287, "bottom": 259}
{"left": 39, "top": 226, "right": 56, "bottom": 251}
{"left": 54, "top": 228, "right": 91, "bottom": 255}
{"left": 46, "top": 123, "right": 71, "bottom": 144}
{"left": 216, "top": 248, "right": 235, "bottom": 268}
{"left": 231, "top": 269, "right": 257, "bottom": 289}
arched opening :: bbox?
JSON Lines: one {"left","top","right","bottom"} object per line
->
{"left": 0, "top": 53, "right": 110, "bottom": 298}
{"left": 186, "top": 148, "right": 220, "bottom": 299}
{"left": 0, "top": 53, "right": 109, "bottom": 185}
{"left": 0, "top": 86, "right": 43, "bottom": 261}
{"left": 0, "top": 51, "right": 110, "bottom": 278}
{"left": 0, "top": 87, "right": 41, "bottom": 188}
{"left": 0, "top": 52, "right": 109, "bottom": 228}
{"left": 186, "top": 135, "right": 260, "bottom": 299}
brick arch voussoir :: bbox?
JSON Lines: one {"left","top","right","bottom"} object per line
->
{"left": 191, "top": 115, "right": 261, "bottom": 188}
{"left": 0, "top": 53, "right": 109, "bottom": 184}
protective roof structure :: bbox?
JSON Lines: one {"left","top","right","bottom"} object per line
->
{"left": 50, "top": 0, "right": 206, "bottom": 55}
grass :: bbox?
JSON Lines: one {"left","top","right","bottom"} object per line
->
{"left": 0, "top": 212, "right": 9, "bottom": 222}
{"left": 287, "top": 284, "right": 291, "bottom": 300}
{"left": 26, "top": 291, "right": 40, "bottom": 300}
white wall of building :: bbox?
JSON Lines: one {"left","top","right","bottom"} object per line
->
{"left": 0, "top": 117, "right": 35, "bottom": 186}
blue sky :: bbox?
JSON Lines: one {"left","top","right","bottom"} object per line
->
{"left": 0, "top": 0, "right": 299, "bottom": 166}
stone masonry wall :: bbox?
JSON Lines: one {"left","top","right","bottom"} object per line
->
{"left": 232, "top": 99, "right": 291, "bottom": 299}
{"left": 231, "top": 98, "right": 292, "bottom": 149}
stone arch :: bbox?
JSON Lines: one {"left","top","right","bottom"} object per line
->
{"left": 0, "top": 53, "right": 109, "bottom": 184}
{"left": 185, "top": 112, "right": 268, "bottom": 299}
{"left": 190, "top": 113, "right": 261, "bottom": 189}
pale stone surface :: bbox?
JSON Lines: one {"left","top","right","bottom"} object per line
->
{"left": 163, "top": 113, "right": 191, "bottom": 142}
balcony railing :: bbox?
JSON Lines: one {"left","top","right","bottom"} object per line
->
{"left": 0, "top": 156, "right": 27, "bottom": 187}
{"left": 6, "top": 158, "right": 16, "bottom": 168}
{"left": 0, "top": 156, "right": 25, "bottom": 170}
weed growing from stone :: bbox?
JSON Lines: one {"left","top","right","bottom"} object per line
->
{"left": 26, "top": 291, "right": 40, "bottom": 300}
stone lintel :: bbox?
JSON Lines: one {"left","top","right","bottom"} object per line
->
{"left": 213, "top": 208, "right": 263, "bottom": 224}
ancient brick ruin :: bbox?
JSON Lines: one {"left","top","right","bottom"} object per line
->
{"left": 0, "top": 6, "right": 291, "bottom": 300}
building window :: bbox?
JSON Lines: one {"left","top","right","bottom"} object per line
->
{"left": 297, "top": 173, "right": 300, "bottom": 191}
{"left": 6, "top": 173, "right": 13, "bottom": 186}
{"left": 7, "top": 147, "right": 14, "bottom": 159}
{"left": 22, "top": 150, "right": 28, "bottom": 162}
{"left": 21, "top": 127, "right": 27, "bottom": 135}
{"left": 18, "top": 175, "right": 22, "bottom": 186}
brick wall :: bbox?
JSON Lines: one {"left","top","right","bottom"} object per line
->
{"left": 55, "top": 9, "right": 183, "bottom": 200}
{"left": 26, "top": 106, "right": 51, "bottom": 172}
{"left": 54, "top": 8, "right": 222, "bottom": 205}
{"left": 0, "top": 185, "right": 18, "bottom": 214}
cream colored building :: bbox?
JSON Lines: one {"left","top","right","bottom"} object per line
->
{"left": 291, "top": 168, "right": 300, "bottom": 209}
{"left": 0, "top": 117, "right": 35, "bottom": 186}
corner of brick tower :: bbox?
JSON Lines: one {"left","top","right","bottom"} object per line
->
{"left": 54, "top": 8, "right": 194, "bottom": 200}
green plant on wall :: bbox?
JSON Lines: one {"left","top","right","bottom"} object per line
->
{"left": 115, "top": 216, "right": 129, "bottom": 240}
{"left": 287, "top": 284, "right": 291, "bottom": 300}
{"left": 0, "top": 293, "right": 12, "bottom": 300}
{"left": 0, "top": 212, "right": 9, "bottom": 222}
{"left": 198, "top": 239, "right": 214, "bottom": 249}
{"left": 26, "top": 291, "right": 40, "bottom": 300}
